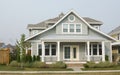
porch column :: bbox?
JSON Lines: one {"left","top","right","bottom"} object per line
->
{"left": 87, "top": 41, "right": 90, "bottom": 61}
{"left": 42, "top": 41, "right": 45, "bottom": 62}
{"left": 57, "top": 41, "right": 60, "bottom": 61}
{"left": 102, "top": 41, "right": 105, "bottom": 62}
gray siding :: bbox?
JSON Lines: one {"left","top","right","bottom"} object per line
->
{"left": 56, "top": 13, "right": 88, "bottom": 35}
{"left": 105, "top": 42, "right": 112, "bottom": 62}
{"left": 79, "top": 43, "right": 87, "bottom": 61}
{"left": 31, "top": 42, "right": 38, "bottom": 56}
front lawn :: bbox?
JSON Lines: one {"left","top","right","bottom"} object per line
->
{"left": 0, "top": 65, "right": 72, "bottom": 71}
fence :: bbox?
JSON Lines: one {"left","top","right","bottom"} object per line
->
{"left": 0, "top": 48, "right": 10, "bottom": 64}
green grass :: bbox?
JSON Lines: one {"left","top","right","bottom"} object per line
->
{"left": 0, "top": 65, "right": 72, "bottom": 71}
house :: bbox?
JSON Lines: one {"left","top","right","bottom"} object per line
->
{"left": 26, "top": 10, "right": 116, "bottom": 63}
{"left": 109, "top": 26, "right": 120, "bottom": 62}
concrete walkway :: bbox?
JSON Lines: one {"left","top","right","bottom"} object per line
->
{"left": 0, "top": 70, "right": 120, "bottom": 74}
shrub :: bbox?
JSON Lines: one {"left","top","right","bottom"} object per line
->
{"left": 23, "top": 62, "right": 33, "bottom": 68}
{"left": 83, "top": 61, "right": 116, "bottom": 68}
{"left": 105, "top": 55, "right": 109, "bottom": 61}
{"left": 33, "top": 55, "right": 36, "bottom": 62}
{"left": 9, "top": 61, "right": 20, "bottom": 67}
{"left": 83, "top": 61, "right": 96, "bottom": 68}
{"left": 32, "top": 61, "right": 47, "bottom": 68}
{"left": 25, "top": 55, "right": 32, "bottom": 63}
{"left": 36, "top": 55, "right": 40, "bottom": 61}
{"left": 50, "top": 61, "right": 67, "bottom": 68}
{"left": 28, "top": 55, "right": 32, "bottom": 63}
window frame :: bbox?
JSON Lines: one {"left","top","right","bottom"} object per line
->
{"left": 62, "top": 23, "right": 82, "bottom": 34}
{"left": 37, "top": 43, "right": 57, "bottom": 57}
{"left": 89, "top": 43, "right": 102, "bottom": 56}
{"left": 68, "top": 15, "right": 75, "bottom": 22}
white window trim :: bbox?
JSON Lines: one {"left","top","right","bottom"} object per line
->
{"left": 62, "top": 23, "right": 82, "bottom": 34}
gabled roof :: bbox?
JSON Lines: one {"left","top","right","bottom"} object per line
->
{"left": 83, "top": 17, "right": 103, "bottom": 25}
{"left": 108, "top": 25, "right": 120, "bottom": 35}
{"left": 27, "top": 13, "right": 103, "bottom": 30}
{"left": 26, "top": 10, "right": 117, "bottom": 42}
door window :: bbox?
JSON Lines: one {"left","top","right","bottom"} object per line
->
{"left": 64, "top": 47, "right": 70, "bottom": 59}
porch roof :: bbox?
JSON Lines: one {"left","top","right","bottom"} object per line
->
{"left": 41, "top": 35, "right": 106, "bottom": 42}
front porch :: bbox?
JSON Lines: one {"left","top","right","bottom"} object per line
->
{"left": 34, "top": 41, "right": 108, "bottom": 63}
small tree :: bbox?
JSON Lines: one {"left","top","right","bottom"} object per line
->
{"left": 16, "top": 34, "right": 31, "bottom": 68}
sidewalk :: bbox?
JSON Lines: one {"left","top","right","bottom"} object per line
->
{"left": 0, "top": 70, "right": 120, "bottom": 74}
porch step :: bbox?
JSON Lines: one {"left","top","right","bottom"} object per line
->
{"left": 67, "top": 63, "right": 84, "bottom": 67}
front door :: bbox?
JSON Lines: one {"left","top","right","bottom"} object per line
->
{"left": 64, "top": 45, "right": 79, "bottom": 61}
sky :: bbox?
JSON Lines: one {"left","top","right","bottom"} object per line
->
{"left": 0, "top": 0, "right": 120, "bottom": 45}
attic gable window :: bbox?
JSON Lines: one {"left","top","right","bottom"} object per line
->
{"left": 62, "top": 23, "right": 82, "bottom": 34}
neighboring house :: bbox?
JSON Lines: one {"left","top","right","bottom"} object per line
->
{"left": 109, "top": 26, "right": 120, "bottom": 62}
{"left": 0, "top": 43, "right": 15, "bottom": 53}
{"left": 26, "top": 10, "right": 116, "bottom": 63}
{"left": 0, "top": 42, "right": 5, "bottom": 48}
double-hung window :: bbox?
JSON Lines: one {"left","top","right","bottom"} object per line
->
{"left": 51, "top": 44, "right": 56, "bottom": 55}
{"left": 70, "top": 24, "right": 74, "bottom": 32}
{"left": 38, "top": 44, "right": 42, "bottom": 56}
{"left": 63, "top": 24, "right": 68, "bottom": 32}
{"left": 45, "top": 44, "right": 50, "bottom": 55}
{"left": 89, "top": 43, "right": 102, "bottom": 56}
{"left": 76, "top": 24, "right": 81, "bottom": 32}
{"left": 45, "top": 43, "right": 56, "bottom": 56}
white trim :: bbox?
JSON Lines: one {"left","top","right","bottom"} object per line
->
{"left": 31, "top": 43, "right": 33, "bottom": 56}
{"left": 57, "top": 41, "right": 60, "bottom": 61}
{"left": 110, "top": 42, "right": 112, "bottom": 62}
{"left": 62, "top": 23, "right": 82, "bottom": 34}
{"left": 102, "top": 41, "right": 105, "bottom": 62}
{"left": 87, "top": 41, "right": 90, "bottom": 61}
{"left": 41, "top": 41, "right": 45, "bottom": 62}
{"left": 26, "top": 9, "right": 117, "bottom": 42}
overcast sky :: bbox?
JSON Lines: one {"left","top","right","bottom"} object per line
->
{"left": 0, "top": 0, "right": 120, "bottom": 45}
